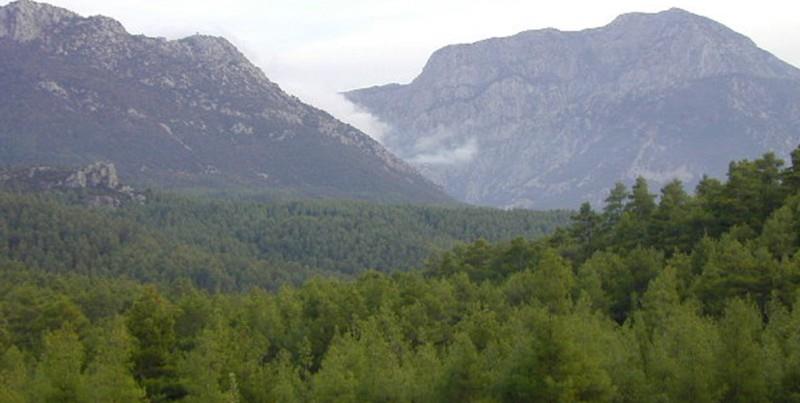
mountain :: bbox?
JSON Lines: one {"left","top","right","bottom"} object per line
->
{"left": 0, "top": 0, "right": 451, "bottom": 204}
{"left": 345, "top": 8, "right": 800, "bottom": 209}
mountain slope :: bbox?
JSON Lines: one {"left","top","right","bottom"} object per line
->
{"left": 0, "top": 0, "right": 450, "bottom": 204}
{"left": 345, "top": 8, "right": 800, "bottom": 208}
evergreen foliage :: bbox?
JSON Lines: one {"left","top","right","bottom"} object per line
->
{"left": 1, "top": 146, "right": 800, "bottom": 402}
{"left": 0, "top": 193, "right": 569, "bottom": 290}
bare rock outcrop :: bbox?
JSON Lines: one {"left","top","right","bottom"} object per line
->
{"left": 0, "top": 161, "right": 144, "bottom": 207}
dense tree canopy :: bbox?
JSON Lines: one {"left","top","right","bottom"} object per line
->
{"left": 2, "top": 146, "right": 800, "bottom": 402}
{"left": 0, "top": 193, "right": 568, "bottom": 291}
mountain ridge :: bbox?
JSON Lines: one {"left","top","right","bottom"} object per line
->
{"left": 0, "top": 0, "right": 451, "bottom": 204}
{"left": 345, "top": 8, "right": 800, "bottom": 208}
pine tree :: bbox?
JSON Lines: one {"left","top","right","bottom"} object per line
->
{"left": 646, "top": 304, "right": 723, "bottom": 403}
{"left": 126, "top": 287, "right": 182, "bottom": 401}
{"left": 640, "top": 266, "right": 681, "bottom": 332}
{"left": 30, "top": 327, "right": 86, "bottom": 403}
{"left": 602, "top": 182, "right": 629, "bottom": 230}
{"left": 532, "top": 249, "right": 575, "bottom": 314}
{"left": 571, "top": 202, "right": 601, "bottom": 261}
{"left": 626, "top": 177, "right": 656, "bottom": 218}
{"left": 496, "top": 308, "right": 615, "bottom": 403}
{"left": 263, "top": 351, "right": 305, "bottom": 403}
{"left": 717, "top": 298, "right": 768, "bottom": 403}
{"left": 439, "top": 332, "right": 486, "bottom": 402}
{"left": 177, "top": 314, "right": 239, "bottom": 403}
{"left": 83, "top": 317, "right": 146, "bottom": 403}
{"left": 720, "top": 153, "right": 785, "bottom": 231}
{"left": 783, "top": 145, "right": 800, "bottom": 195}
{"left": 0, "top": 346, "right": 29, "bottom": 403}
{"left": 758, "top": 195, "right": 800, "bottom": 258}
{"left": 650, "top": 180, "right": 692, "bottom": 252}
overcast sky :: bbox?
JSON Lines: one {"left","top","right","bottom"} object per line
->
{"left": 6, "top": 0, "right": 800, "bottom": 138}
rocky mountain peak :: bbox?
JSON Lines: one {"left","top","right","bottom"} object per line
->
{"left": 0, "top": 0, "right": 131, "bottom": 47}
{"left": 0, "top": 0, "right": 78, "bottom": 41}
{"left": 345, "top": 8, "right": 800, "bottom": 208}
{"left": 373, "top": 7, "right": 800, "bottom": 120}
{"left": 177, "top": 34, "right": 249, "bottom": 64}
{"left": 81, "top": 14, "right": 128, "bottom": 35}
{"left": 604, "top": 8, "right": 756, "bottom": 55}
{"left": 608, "top": 7, "right": 708, "bottom": 26}
{"left": 606, "top": 8, "right": 800, "bottom": 82}
{"left": 0, "top": 1, "right": 450, "bottom": 204}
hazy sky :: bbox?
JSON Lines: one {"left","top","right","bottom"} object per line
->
{"left": 6, "top": 0, "right": 800, "bottom": 138}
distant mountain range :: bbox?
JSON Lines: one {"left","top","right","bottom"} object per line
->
{"left": 346, "top": 8, "right": 800, "bottom": 209}
{"left": 0, "top": 0, "right": 451, "bottom": 204}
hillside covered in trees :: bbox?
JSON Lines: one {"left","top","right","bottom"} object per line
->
{"left": 0, "top": 193, "right": 568, "bottom": 291}
{"left": 2, "top": 146, "right": 800, "bottom": 402}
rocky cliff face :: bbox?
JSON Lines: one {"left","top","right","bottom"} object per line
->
{"left": 345, "top": 8, "right": 800, "bottom": 208}
{"left": 0, "top": 0, "right": 450, "bottom": 204}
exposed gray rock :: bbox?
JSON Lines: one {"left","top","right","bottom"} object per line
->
{"left": 0, "top": 0, "right": 76, "bottom": 41}
{"left": 0, "top": 161, "right": 145, "bottom": 206}
{"left": 345, "top": 8, "right": 800, "bottom": 208}
{"left": 65, "top": 161, "right": 119, "bottom": 189}
{"left": 0, "top": 0, "right": 449, "bottom": 204}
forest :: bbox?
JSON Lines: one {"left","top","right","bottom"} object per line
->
{"left": 2, "top": 146, "right": 800, "bottom": 402}
{"left": 0, "top": 193, "right": 569, "bottom": 291}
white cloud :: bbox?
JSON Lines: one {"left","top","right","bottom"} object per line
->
{"left": 287, "top": 85, "right": 390, "bottom": 142}
{"left": 410, "top": 137, "right": 479, "bottom": 166}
